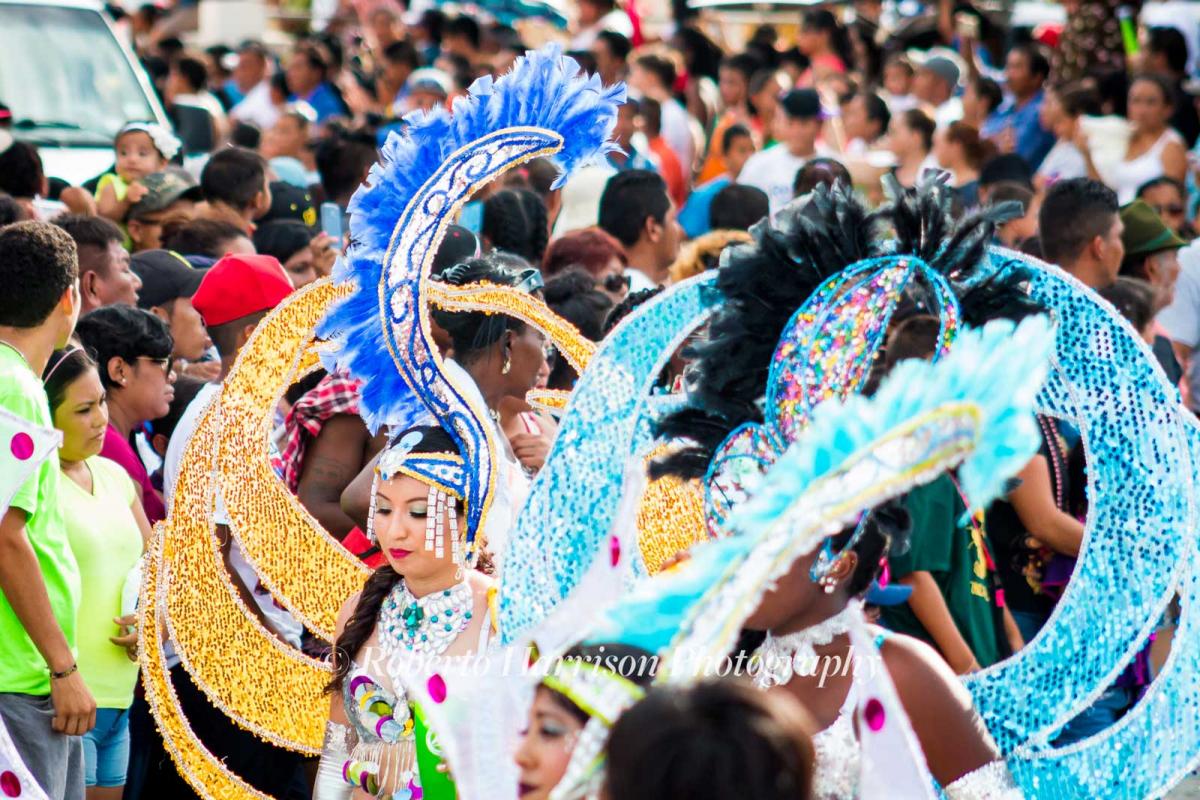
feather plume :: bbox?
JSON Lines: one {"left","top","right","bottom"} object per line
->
{"left": 653, "top": 182, "right": 883, "bottom": 478}
{"left": 318, "top": 45, "right": 623, "bottom": 431}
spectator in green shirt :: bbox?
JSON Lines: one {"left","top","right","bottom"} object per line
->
{"left": 43, "top": 346, "right": 152, "bottom": 798}
{"left": 0, "top": 221, "right": 95, "bottom": 800}
{"left": 883, "top": 474, "right": 1014, "bottom": 671}
{"left": 877, "top": 316, "right": 1023, "bottom": 673}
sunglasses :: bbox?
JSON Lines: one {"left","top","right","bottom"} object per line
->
{"left": 602, "top": 273, "right": 631, "bottom": 294}
{"left": 137, "top": 356, "right": 173, "bottom": 377}
{"left": 514, "top": 268, "right": 545, "bottom": 294}
{"left": 1153, "top": 204, "right": 1186, "bottom": 217}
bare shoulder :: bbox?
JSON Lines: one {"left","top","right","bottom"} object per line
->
{"left": 876, "top": 630, "right": 999, "bottom": 782}
{"left": 878, "top": 631, "right": 975, "bottom": 710}
{"left": 335, "top": 591, "right": 362, "bottom": 637}
{"left": 467, "top": 569, "right": 497, "bottom": 594}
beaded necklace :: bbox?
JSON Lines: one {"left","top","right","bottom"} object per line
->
{"left": 1037, "top": 414, "right": 1066, "bottom": 510}
{"left": 378, "top": 580, "right": 474, "bottom": 658}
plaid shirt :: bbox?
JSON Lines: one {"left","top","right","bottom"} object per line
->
{"left": 279, "top": 373, "right": 363, "bottom": 493}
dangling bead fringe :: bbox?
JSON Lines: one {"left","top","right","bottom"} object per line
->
{"left": 435, "top": 490, "right": 446, "bottom": 559}
{"left": 366, "top": 472, "right": 381, "bottom": 545}
{"left": 424, "top": 486, "right": 437, "bottom": 552}
{"left": 448, "top": 501, "right": 460, "bottom": 566}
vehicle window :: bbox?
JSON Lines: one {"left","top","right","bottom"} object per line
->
{"left": 0, "top": 3, "right": 157, "bottom": 147}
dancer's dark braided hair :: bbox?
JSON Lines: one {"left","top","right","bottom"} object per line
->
{"left": 482, "top": 188, "right": 550, "bottom": 264}
{"left": 327, "top": 425, "right": 464, "bottom": 693}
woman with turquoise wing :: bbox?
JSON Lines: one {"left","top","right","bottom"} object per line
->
{"left": 645, "top": 178, "right": 1037, "bottom": 798}
{"left": 507, "top": 317, "right": 1049, "bottom": 800}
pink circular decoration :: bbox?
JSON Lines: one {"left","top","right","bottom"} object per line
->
{"left": 863, "top": 698, "right": 886, "bottom": 732}
{"left": 427, "top": 673, "right": 447, "bottom": 704}
{"left": 609, "top": 535, "right": 621, "bottom": 567}
{"left": 0, "top": 770, "right": 20, "bottom": 797}
{"left": 9, "top": 433, "right": 33, "bottom": 461}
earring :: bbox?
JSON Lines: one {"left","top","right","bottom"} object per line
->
{"left": 501, "top": 350, "right": 511, "bottom": 375}
{"left": 820, "top": 554, "right": 848, "bottom": 594}
{"left": 448, "top": 501, "right": 460, "bottom": 566}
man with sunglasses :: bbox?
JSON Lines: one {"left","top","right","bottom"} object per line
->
{"left": 1137, "top": 177, "right": 1195, "bottom": 241}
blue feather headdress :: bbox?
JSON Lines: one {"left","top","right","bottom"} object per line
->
{"left": 318, "top": 45, "right": 622, "bottom": 553}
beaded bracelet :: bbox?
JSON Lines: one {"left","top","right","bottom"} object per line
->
{"left": 50, "top": 663, "right": 78, "bottom": 680}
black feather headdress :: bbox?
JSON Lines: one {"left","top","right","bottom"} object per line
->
{"left": 653, "top": 173, "right": 1038, "bottom": 482}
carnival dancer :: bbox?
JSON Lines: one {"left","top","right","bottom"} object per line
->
{"left": 318, "top": 425, "right": 496, "bottom": 800}
{"left": 339, "top": 255, "right": 550, "bottom": 563}
{"left": 644, "top": 179, "right": 1034, "bottom": 798}
{"left": 742, "top": 504, "right": 1015, "bottom": 799}
{"left": 496, "top": 311, "right": 1048, "bottom": 800}
{"left": 514, "top": 643, "right": 653, "bottom": 800}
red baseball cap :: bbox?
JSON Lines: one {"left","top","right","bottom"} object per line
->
{"left": 192, "top": 253, "right": 293, "bottom": 327}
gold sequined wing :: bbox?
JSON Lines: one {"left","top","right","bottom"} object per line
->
{"left": 140, "top": 524, "right": 274, "bottom": 800}
{"left": 636, "top": 445, "right": 709, "bottom": 574}
{"left": 159, "top": 403, "right": 330, "bottom": 755}
{"left": 217, "top": 279, "right": 368, "bottom": 641}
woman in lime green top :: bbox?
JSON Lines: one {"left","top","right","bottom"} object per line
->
{"left": 43, "top": 347, "right": 151, "bottom": 800}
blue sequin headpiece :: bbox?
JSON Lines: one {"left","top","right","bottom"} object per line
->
{"left": 378, "top": 430, "right": 468, "bottom": 501}
{"left": 705, "top": 253, "right": 962, "bottom": 537}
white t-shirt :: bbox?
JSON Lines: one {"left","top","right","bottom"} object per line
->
{"left": 230, "top": 81, "right": 279, "bottom": 131}
{"left": 659, "top": 98, "right": 696, "bottom": 174}
{"left": 162, "top": 382, "right": 303, "bottom": 664}
{"left": 174, "top": 92, "right": 228, "bottom": 126}
{"left": 934, "top": 97, "right": 964, "bottom": 130}
{"left": 883, "top": 93, "right": 920, "bottom": 115}
{"left": 1157, "top": 241, "right": 1200, "bottom": 408}
{"left": 626, "top": 267, "right": 658, "bottom": 293}
{"left": 569, "top": 8, "right": 634, "bottom": 49}
{"left": 738, "top": 143, "right": 830, "bottom": 215}
{"left": 1036, "top": 141, "right": 1088, "bottom": 187}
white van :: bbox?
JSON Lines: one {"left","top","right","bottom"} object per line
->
{"left": 0, "top": 0, "right": 169, "bottom": 186}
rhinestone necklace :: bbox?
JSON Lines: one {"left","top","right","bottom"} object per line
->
{"left": 753, "top": 604, "right": 861, "bottom": 688}
{"left": 379, "top": 579, "right": 474, "bottom": 658}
